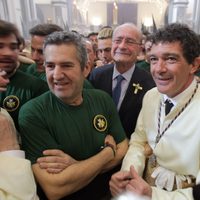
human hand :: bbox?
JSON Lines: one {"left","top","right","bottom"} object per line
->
{"left": 126, "top": 165, "right": 152, "bottom": 197}
{"left": 37, "top": 149, "right": 77, "bottom": 174}
{"left": 109, "top": 170, "right": 131, "bottom": 197}
{"left": 0, "top": 108, "right": 19, "bottom": 151}
{"left": 0, "top": 70, "right": 9, "bottom": 91}
{"left": 104, "top": 134, "right": 117, "bottom": 150}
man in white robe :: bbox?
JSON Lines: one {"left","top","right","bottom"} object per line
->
{"left": 109, "top": 23, "right": 200, "bottom": 200}
{"left": 0, "top": 108, "right": 38, "bottom": 200}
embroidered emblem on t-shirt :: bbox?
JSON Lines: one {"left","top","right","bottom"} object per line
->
{"left": 3, "top": 95, "right": 20, "bottom": 112}
{"left": 93, "top": 114, "right": 107, "bottom": 132}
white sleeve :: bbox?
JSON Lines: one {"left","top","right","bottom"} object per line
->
{"left": 0, "top": 150, "right": 25, "bottom": 158}
{"left": 0, "top": 155, "right": 39, "bottom": 200}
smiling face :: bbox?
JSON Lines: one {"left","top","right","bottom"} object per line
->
{"left": 31, "top": 35, "right": 45, "bottom": 71}
{"left": 44, "top": 44, "right": 89, "bottom": 105}
{"left": 111, "top": 24, "right": 142, "bottom": 70}
{"left": 0, "top": 34, "right": 19, "bottom": 77}
{"left": 97, "top": 38, "right": 113, "bottom": 64}
{"left": 149, "top": 42, "right": 198, "bottom": 98}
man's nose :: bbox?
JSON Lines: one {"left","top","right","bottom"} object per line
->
{"left": 156, "top": 59, "right": 167, "bottom": 72}
{"left": 53, "top": 65, "right": 63, "bottom": 79}
{"left": 31, "top": 51, "right": 40, "bottom": 61}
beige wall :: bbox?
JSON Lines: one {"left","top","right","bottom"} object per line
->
{"left": 138, "top": 2, "right": 167, "bottom": 30}
{"left": 87, "top": 1, "right": 167, "bottom": 29}
{"left": 88, "top": 2, "right": 107, "bottom": 26}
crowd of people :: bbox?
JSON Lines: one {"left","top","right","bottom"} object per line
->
{"left": 0, "top": 18, "right": 200, "bottom": 200}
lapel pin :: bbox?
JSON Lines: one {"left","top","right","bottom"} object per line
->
{"left": 132, "top": 83, "right": 143, "bottom": 94}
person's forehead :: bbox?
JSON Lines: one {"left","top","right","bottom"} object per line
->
{"left": 31, "top": 35, "right": 45, "bottom": 43}
{"left": 98, "top": 38, "right": 112, "bottom": 46}
{"left": 114, "top": 26, "right": 140, "bottom": 39}
{"left": 149, "top": 41, "right": 183, "bottom": 56}
{"left": 0, "top": 33, "right": 18, "bottom": 44}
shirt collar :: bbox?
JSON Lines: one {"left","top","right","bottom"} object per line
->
{"left": 112, "top": 64, "right": 135, "bottom": 82}
{"left": 163, "top": 78, "right": 197, "bottom": 106}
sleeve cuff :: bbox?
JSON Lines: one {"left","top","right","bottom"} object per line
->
{"left": 0, "top": 150, "right": 25, "bottom": 158}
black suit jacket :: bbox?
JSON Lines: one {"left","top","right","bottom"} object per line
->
{"left": 89, "top": 63, "right": 155, "bottom": 138}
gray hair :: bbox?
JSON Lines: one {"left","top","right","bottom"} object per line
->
{"left": 113, "top": 23, "right": 142, "bottom": 42}
{"left": 43, "top": 31, "right": 88, "bottom": 70}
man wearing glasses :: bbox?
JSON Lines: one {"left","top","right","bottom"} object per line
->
{"left": 89, "top": 23, "right": 155, "bottom": 139}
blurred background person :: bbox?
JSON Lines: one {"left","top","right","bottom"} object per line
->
{"left": 96, "top": 27, "right": 113, "bottom": 67}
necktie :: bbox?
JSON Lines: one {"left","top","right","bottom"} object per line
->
{"left": 112, "top": 75, "right": 124, "bottom": 106}
{"left": 165, "top": 99, "right": 174, "bottom": 115}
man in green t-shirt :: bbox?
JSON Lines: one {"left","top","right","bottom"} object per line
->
{"left": 0, "top": 20, "right": 48, "bottom": 130}
{"left": 19, "top": 31, "right": 128, "bottom": 200}
{"left": 23, "top": 23, "right": 63, "bottom": 81}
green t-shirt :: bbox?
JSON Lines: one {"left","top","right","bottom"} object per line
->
{"left": 26, "top": 63, "right": 46, "bottom": 81}
{"left": 136, "top": 60, "right": 150, "bottom": 72}
{"left": 83, "top": 79, "right": 94, "bottom": 89}
{"left": 0, "top": 70, "right": 49, "bottom": 130}
{"left": 19, "top": 89, "right": 126, "bottom": 199}
{"left": 19, "top": 89, "right": 126, "bottom": 163}
{"left": 17, "top": 62, "right": 33, "bottom": 72}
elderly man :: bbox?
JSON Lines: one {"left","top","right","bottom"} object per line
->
{"left": 19, "top": 31, "right": 128, "bottom": 200}
{"left": 110, "top": 23, "right": 200, "bottom": 200}
{"left": 89, "top": 23, "right": 155, "bottom": 138}
{"left": 0, "top": 108, "right": 38, "bottom": 200}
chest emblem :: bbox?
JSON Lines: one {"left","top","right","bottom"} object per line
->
{"left": 93, "top": 114, "right": 107, "bottom": 132}
{"left": 3, "top": 95, "right": 20, "bottom": 112}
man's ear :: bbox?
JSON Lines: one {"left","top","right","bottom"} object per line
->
{"left": 83, "top": 62, "right": 91, "bottom": 78}
{"left": 190, "top": 56, "right": 200, "bottom": 74}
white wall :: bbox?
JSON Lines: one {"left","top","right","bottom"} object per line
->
{"left": 138, "top": 2, "right": 167, "bottom": 30}
{"left": 88, "top": 2, "right": 107, "bottom": 26}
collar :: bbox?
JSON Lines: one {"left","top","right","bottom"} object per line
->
{"left": 112, "top": 64, "right": 135, "bottom": 82}
{"left": 163, "top": 78, "right": 197, "bottom": 106}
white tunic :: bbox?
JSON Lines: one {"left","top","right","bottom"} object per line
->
{"left": 121, "top": 79, "right": 200, "bottom": 200}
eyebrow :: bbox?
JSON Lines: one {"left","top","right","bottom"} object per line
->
{"left": 148, "top": 53, "right": 180, "bottom": 57}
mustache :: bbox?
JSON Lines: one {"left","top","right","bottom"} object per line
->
{"left": 0, "top": 56, "right": 16, "bottom": 63}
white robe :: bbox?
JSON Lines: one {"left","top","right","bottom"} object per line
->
{"left": 121, "top": 79, "right": 200, "bottom": 200}
{"left": 0, "top": 155, "right": 39, "bottom": 200}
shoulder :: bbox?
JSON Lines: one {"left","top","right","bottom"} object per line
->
{"left": 14, "top": 70, "right": 44, "bottom": 83}
{"left": 143, "top": 87, "right": 160, "bottom": 101}
{"left": 133, "top": 66, "right": 155, "bottom": 87}
{"left": 89, "top": 64, "right": 114, "bottom": 78}
{"left": 20, "top": 91, "right": 50, "bottom": 112}
{"left": 84, "top": 88, "right": 113, "bottom": 102}
{"left": 26, "top": 63, "right": 37, "bottom": 72}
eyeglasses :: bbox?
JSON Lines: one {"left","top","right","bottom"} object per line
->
{"left": 113, "top": 37, "right": 141, "bottom": 46}
{"left": 97, "top": 47, "right": 111, "bottom": 53}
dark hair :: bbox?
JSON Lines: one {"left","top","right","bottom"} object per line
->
{"left": 151, "top": 23, "right": 200, "bottom": 64}
{"left": 87, "top": 32, "right": 98, "bottom": 38}
{"left": 29, "top": 23, "right": 63, "bottom": 36}
{"left": 43, "top": 31, "right": 87, "bottom": 70}
{"left": 0, "top": 20, "right": 21, "bottom": 47}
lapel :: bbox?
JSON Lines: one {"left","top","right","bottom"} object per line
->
{"left": 102, "top": 64, "right": 114, "bottom": 95}
{"left": 119, "top": 66, "right": 143, "bottom": 112}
